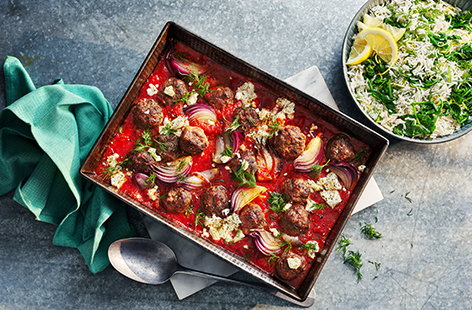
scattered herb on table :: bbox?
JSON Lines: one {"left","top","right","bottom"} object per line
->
{"left": 336, "top": 235, "right": 351, "bottom": 259}
{"left": 368, "top": 260, "right": 381, "bottom": 271}
{"left": 407, "top": 208, "right": 413, "bottom": 216}
{"left": 344, "top": 250, "right": 364, "bottom": 283}
{"left": 361, "top": 223, "right": 383, "bottom": 240}
{"left": 403, "top": 191, "right": 412, "bottom": 203}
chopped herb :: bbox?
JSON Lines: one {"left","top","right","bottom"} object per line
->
{"left": 363, "top": 56, "right": 398, "bottom": 114}
{"left": 353, "top": 150, "right": 368, "bottom": 163}
{"left": 302, "top": 242, "right": 319, "bottom": 251}
{"left": 404, "top": 192, "right": 412, "bottom": 203}
{"left": 156, "top": 140, "right": 168, "bottom": 152}
{"left": 118, "top": 126, "right": 123, "bottom": 133}
{"left": 176, "top": 159, "right": 186, "bottom": 172}
{"left": 344, "top": 250, "right": 363, "bottom": 283}
{"left": 232, "top": 165, "right": 256, "bottom": 187}
{"left": 145, "top": 173, "right": 157, "bottom": 187}
{"left": 268, "top": 120, "right": 281, "bottom": 138}
{"left": 309, "top": 202, "right": 326, "bottom": 211}
{"left": 133, "top": 129, "right": 154, "bottom": 152}
{"left": 407, "top": 208, "right": 413, "bottom": 216}
{"left": 267, "top": 192, "right": 286, "bottom": 213}
{"left": 194, "top": 210, "right": 206, "bottom": 227}
{"left": 159, "top": 194, "right": 167, "bottom": 200}
{"left": 226, "top": 117, "right": 241, "bottom": 132}
{"left": 173, "top": 91, "right": 196, "bottom": 104}
{"left": 160, "top": 123, "right": 178, "bottom": 136}
{"left": 368, "top": 260, "right": 381, "bottom": 271}
{"left": 280, "top": 241, "right": 293, "bottom": 254}
{"left": 390, "top": 189, "right": 395, "bottom": 193}
{"left": 310, "top": 160, "right": 330, "bottom": 178}
{"left": 449, "top": 10, "right": 472, "bottom": 31}
{"left": 101, "top": 165, "right": 121, "bottom": 178}
{"left": 374, "top": 216, "right": 378, "bottom": 223}
{"left": 221, "top": 145, "right": 233, "bottom": 158}
{"left": 373, "top": 275, "right": 379, "bottom": 280}
{"left": 267, "top": 253, "right": 280, "bottom": 264}
{"left": 183, "top": 72, "right": 212, "bottom": 97}
{"left": 336, "top": 235, "right": 351, "bottom": 259}
{"left": 360, "top": 223, "right": 383, "bottom": 239}
{"left": 185, "top": 205, "right": 194, "bottom": 216}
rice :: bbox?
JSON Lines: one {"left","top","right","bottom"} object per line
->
{"left": 347, "top": 0, "right": 472, "bottom": 139}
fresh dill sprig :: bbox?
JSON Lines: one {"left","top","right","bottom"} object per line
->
{"left": 360, "top": 223, "right": 383, "bottom": 240}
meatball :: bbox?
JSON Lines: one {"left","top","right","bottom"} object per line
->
{"left": 239, "top": 204, "right": 266, "bottom": 234}
{"left": 204, "top": 86, "right": 234, "bottom": 109}
{"left": 232, "top": 107, "right": 261, "bottom": 131}
{"left": 278, "top": 204, "right": 310, "bottom": 236}
{"left": 200, "top": 185, "right": 230, "bottom": 217}
{"left": 281, "top": 178, "right": 312, "bottom": 203}
{"left": 128, "top": 150, "right": 156, "bottom": 174}
{"left": 132, "top": 99, "right": 163, "bottom": 129}
{"left": 179, "top": 126, "right": 209, "bottom": 155}
{"left": 275, "top": 253, "right": 307, "bottom": 281}
{"left": 159, "top": 77, "right": 188, "bottom": 105}
{"left": 162, "top": 187, "right": 192, "bottom": 214}
{"left": 325, "top": 134, "right": 355, "bottom": 162}
{"left": 271, "top": 125, "right": 306, "bottom": 160}
{"left": 155, "top": 133, "right": 181, "bottom": 162}
{"left": 228, "top": 149, "right": 258, "bottom": 174}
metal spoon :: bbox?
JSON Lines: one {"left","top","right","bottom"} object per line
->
{"left": 108, "top": 237, "right": 315, "bottom": 307}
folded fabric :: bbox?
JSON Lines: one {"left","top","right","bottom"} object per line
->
{"left": 0, "top": 56, "right": 134, "bottom": 273}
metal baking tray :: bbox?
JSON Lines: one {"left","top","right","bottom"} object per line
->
{"left": 80, "top": 21, "right": 389, "bottom": 302}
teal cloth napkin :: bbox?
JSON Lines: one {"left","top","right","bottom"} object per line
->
{"left": 0, "top": 56, "right": 134, "bottom": 273}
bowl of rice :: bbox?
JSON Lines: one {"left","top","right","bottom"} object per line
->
{"left": 343, "top": 0, "right": 472, "bottom": 143}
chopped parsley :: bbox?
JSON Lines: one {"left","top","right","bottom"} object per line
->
{"left": 194, "top": 210, "right": 206, "bottom": 227}
{"left": 226, "top": 117, "right": 241, "bottom": 132}
{"left": 407, "top": 208, "right": 413, "bottom": 216}
{"left": 232, "top": 164, "right": 256, "bottom": 187}
{"left": 267, "top": 192, "right": 286, "bottom": 213}
{"left": 307, "top": 202, "right": 326, "bottom": 211}
{"left": 175, "top": 159, "right": 187, "bottom": 172}
{"left": 268, "top": 120, "right": 281, "bottom": 138}
{"left": 159, "top": 123, "right": 178, "bottom": 136}
{"left": 183, "top": 72, "right": 212, "bottom": 97}
{"left": 368, "top": 260, "right": 381, "bottom": 271}
{"left": 403, "top": 191, "right": 412, "bottom": 203}
{"left": 267, "top": 253, "right": 280, "bottom": 264}
{"left": 156, "top": 140, "right": 168, "bottom": 152}
{"left": 353, "top": 149, "right": 368, "bottom": 163}
{"left": 302, "top": 242, "right": 319, "bottom": 251}
{"left": 336, "top": 235, "right": 351, "bottom": 259}
{"left": 310, "top": 160, "right": 330, "bottom": 178}
{"left": 221, "top": 145, "right": 233, "bottom": 158}
{"left": 360, "top": 223, "right": 383, "bottom": 240}
{"left": 133, "top": 129, "right": 154, "bottom": 152}
{"left": 145, "top": 173, "right": 157, "bottom": 187}
{"left": 344, "top": 250, "right": 364, "bottom": 283}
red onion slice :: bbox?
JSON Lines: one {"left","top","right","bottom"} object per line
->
{"left": 166, "top": 50, "right": 206, "bottom": 77}
{"left": 249, "top": 230, "right": 283, "bottom": 256}
{"left": 294, "top": 136, "right": 324, "bottom": 172}
{"left": 179, "top": 168, "right": 219, "bottom": 190}
{"left": 153, "top": 156, "right": 192, "bottom": 184}
{"left": 231, "top": 186, "right": 267, "bottom": 213}
{"left": 184, "top": 103, "right": 217, "bottom": 123}
{"left": 328, "top": 162, "right": 359, "bottom": 190}
{"left": 213, "top": 131, "right": 243, "bottom": 164}
{"left": 132, "top": 173, "right": 153, "bottom": 190}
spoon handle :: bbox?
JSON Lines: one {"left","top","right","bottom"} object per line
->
{"left": 174, "top": 267, "right": 314, "bottom": 307}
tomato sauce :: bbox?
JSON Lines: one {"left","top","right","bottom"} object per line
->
{"left": 94, "top": 41, "right": 369, "bottom": 289}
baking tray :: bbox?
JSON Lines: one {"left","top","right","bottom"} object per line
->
{"left": 80, "top": 21, "right": 389, "bottom": 302}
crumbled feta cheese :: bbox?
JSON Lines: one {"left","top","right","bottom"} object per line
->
{"left": 159, "top": 116, "right": 189, "bottom": 137}
{"left": 224, "top": 165, "right": 231, "bottom": 170}
{"left": 187, "top": 92, "right": 198, "bottom": 105}
{"left": 243, "top": 244, "right": 249, "bottom": 249}
{"left": 240, "top": 159, "right": 249, "bottom": 171}
{"left": 282, "top": 203, "right": 292, "bottom": 212}
{"left": 202, "top": 228, "right": 210, "bottom": 238}
{"left": 317, "top": 172, "right": 343, "bottom": 191}
{"left": 233, "top": 230, "right": 245, "bottom": 243}
{"left": 320, "top": 190, "right": 342, "bottom": 208}
{"left": 110, "top": 171, "right": 126, "bottom": 189}
{"left": 146, "top": 83, "right": 158, "bottom": 96}
{"left": 204, "top": 214, "right": 242, "bottom": 243}
{"left": 269, "top": 228, "right": 280, "bottom": 238}
{"left": 274, "top": 97, "right": 295, "bottom": 119}
{"left": 306, "top": 240, "right": 320, "bottom": 259}
{"left": 163, "top": 85, "right": 175, "bottom": 97}
{"left": 287, "top": 256, "right": 302, "bottom": 269}
{"left": 106, "top": 153, "right": 120, "bottom": 168}
{"left": 235, "top": 82, "right": 257, "bottom": 107}
{"left": 246, "top": 124, "right": 270, "bottom": 145}
{"left": 307, "top": 179, "right": 323, "bottom": 192}
{"left": 221, "top": 208, "right": 230, "bottom": 217}
{"left": 147, "top": 148, "right": 162, "bottom": 162}
{"left": 305, "top": 198, "right": 318, "bottom": 212}
{"left": 257, "top": 108, "right": 274, "bottom": 122}
{"left": 358, "top": 165, "right": 366, "bottom": 172}
{"left": 147, "top": 186, "right": 159, "bottom": 201}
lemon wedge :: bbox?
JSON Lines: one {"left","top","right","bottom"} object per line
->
{"left": 357, "top": 28, "right": 399, "bottom": 66}
{"left": 346, "top": 36, "right": 373, "bottom": 65}
{"left": 362, "top": 14, "right": 406, "bottom": 41}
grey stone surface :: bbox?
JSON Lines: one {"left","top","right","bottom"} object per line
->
{"left": 0, "top": 0, "right": 471, "bottom": 309}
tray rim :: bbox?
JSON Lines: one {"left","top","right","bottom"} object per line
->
{"left": 80, "top": 21, "right": 389, "bottom": 302}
